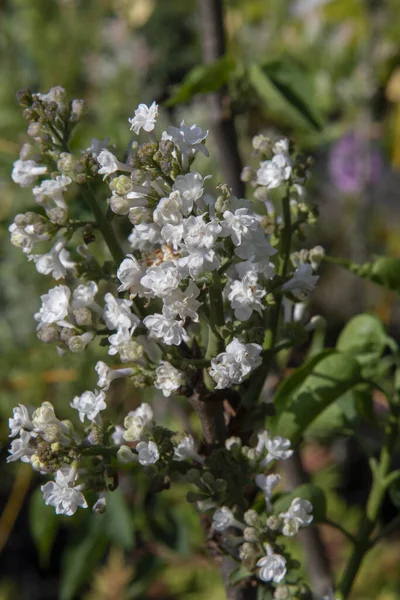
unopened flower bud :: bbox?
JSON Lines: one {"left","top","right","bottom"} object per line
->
{"left": 225, "top": 436, "right": 242, "bottom": 451}
{"left": 274, "top": 585, "right": 291, "bottom": 600}
{"left": 109, "top": 194, "right": 131, "bottom": 215}
{"left": 67, "top": 331, "right": 94, "bottom": 353}
{"left": 37, "top": 324, "right": 59, "bottom": 344}
{"left": 185, "top": 468, "right": 201, "bottom": 484}
{"left": 59, "top": 327, "right": 74, "bottom": 342}
{"left": 46, "top": 207, "right": 68, "bottom": 225}
{"left": 117, "top": 445, "right": 137, "bottom": 464}
{"left": 70, "top": 99, "right": 87, "bottom": 122}
{"left": 252, "top": 134, "right": 270, "bottom": 153}
{"left": 93, "top": 495, "right": 107, "bottom": 514}
{"left": 41, "top": 424, "right": 63, "bottom": 444}
{"left": 309, "top": 245, "right": 325, "bottom": 267}
{"left": 73, "top": 307, "right": 92, "bottom": 327}
{"left": 267, "top": 515, "right": 282, "bottom": 531}
{"left": 240, "top": 166, "right": 253, "bottom": 182}
{"left": 254, "top": 186, "right": 269, "bottom": 201}
{"left": 123, "top": 416, "right": 144, "bottom": 442}
{"left": 128, "top": 207, "right": 151, "bottom": 225}
{"left": 16, "top": 88, "right": 33, "bottom": 108}
{"left": 239, "top": 542, "right": 258, "bottom": 563}
{"left": 244, "top": 509, "right": 262, "bottom": 528}
{"left": 110, "top": 175, "right": 134, "bottom": 196}
{"left": 201, "top": 471, "right": 215, "bottom": 488}
{"left": 58, "top": 152, "right": 77, "bottom": 175}
{"left": 244, "top": 526, "right": 260, "bottom": 543}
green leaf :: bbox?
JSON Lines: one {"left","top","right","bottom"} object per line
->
{"left": 273, "top": 483, "right": 327, "bottom": 522}
{"left": 229, "top": 565, "right": 252, "bottom": 585}
{"left": 389, "top": 478, "right": 400, "bottom": 510}
{"left": 165, "top": 56, "right": 236, "bottom": 106}
{"left": 337, "top": 314, "right": 389, "bottom": 366}
{"left": 325, "top": 255, "right": 400, "bottom": 295}
{"left": 272, "top": 351, "right": 362, "bottom": 444}
{"left": 106, "top": 488, "right": 135, "bottom": 550}
{"left": 29, "top": 487, "right": 59, "bottom": 567}
{"left": 60, "top": 517, "right": 108, "bottom": 600}
{"left": 248, "top": 59, "right": 322, "bottom": 131}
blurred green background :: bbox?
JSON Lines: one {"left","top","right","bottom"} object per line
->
{"left": 2, "top": 0, "right": 400, "bottom": 598}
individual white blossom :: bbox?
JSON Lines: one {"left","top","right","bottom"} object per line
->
{"left": 108, "top": 327, "right": 143, "bottom": 362}
{"left": 162, "top": 281, "right": 201, "bottom": 322}
{"left": 256, "top": 154, "right": 292, "bottom": 189}
{"left": 136, "top": 440, "right": 160, "bottom": 465}
{"left": 261, "top": 435, "right": 293, "bottom": 467}
{"left": 279, "top": 498, "right": 313, "bottom": 536}
{"left": 154, "top": 361, "right": 183, "bottom": 397}
{"left": 209, "top": 338, "right": 262, "bottom": 389}
{"left": 71, "top": 281, "right": 99, "bottom": 310}
{"left": 227, "top": 273, "right": 266, "bottom": 321}
{"left": 95, "top": 361, "right": 134, "bottom": 391}
{"left": 255, "top": 473, "right": 281, "bottom": 510}
{"left": 11, "top": 159, "right": 47, "bottom": 187}
{"left": 173, "top": 434, "right": 204, "bottom": 463}
{"left": 166, "top": 120, "right": 209, "bottom": 157}
{"left": 41, "top": 466, "right": 87, "bottom": 516}
{"left": 178, "top": 248, "right": 220, "bottom": 278}
{"left": 143, "top": 314, "right": 186, "bottom": 345}
{"left": 9, "top": 221, "right": 50, "bottom": 254}
{"left": 257, "top": 544, "right": 287, "bottom": 583}
{"left": 28, "top": 239, "right": 75, "bottom": 280}
{"left": 220, "top": 208, "right": 260, "bottom": 246}
{"left": 141, "top": 262, "right": 181, "bottom": 298}
{"left": 282, "top": 264, "right": 319, "bottom": 300}
{"left": 212, "top": 507, "right": 244, "bottom": 532}
{"left": 172, "top": 172, "right": 207, "bottom": 215}
{"left": 9, "top": 405, "right": 33, "bottom": 437}
{"left": 129, "top": 223, "right": 162, "bottom": 250}
{"left": 129, "top": 101, "right": 159, "bottom": 134}
{"left": 7, "top": 430, "right": 36, "bottom": 463}
{"left": 34, "top": 285, "right": 71, "bottom": 326}
{"left": 181, "top": 215, "right": 221, "bottom": 250}
{"left": 33, "top": 175, "right": 72, "bottom": 209}
{"left": 117, "top": 254, "right": 144, "bottom": 294}
{"left": 103, "top": 293, "right": 139, "bottom": 330}
{"left": 70, "top": 390, "right": 107, "bottom": 423}
{"left": 123, "top": 403, "right": 154, "bottom": 442}
{"left": 160, "top": 222, "right": 184, "bottom": 249}
{"left": 97, "top": 149, "right": 131, "bottom": 179}
{"left": 153, "top": 192, "right": 183, "bottom": 227}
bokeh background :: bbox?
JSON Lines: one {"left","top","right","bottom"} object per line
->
{"left": 2, "top": 1, "right": 400, "bottom": 598}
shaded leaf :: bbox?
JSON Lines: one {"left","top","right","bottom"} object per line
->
{"left": 248, "top": 59, "right": 322, "bottom": 131}
{"left": 272, "top": 351, "right": 362, "bottom": 444}
{"left": 165, "top": 56, "right": 236, "bottom": 106}
{"left": 229, "top": 565, "right": 253, "bottom": 585}
{"left": 337, "top": 314, "right": 389, "bottom": 366}
{"left": 29, "top": 487, "right": 59, "bottom": 567}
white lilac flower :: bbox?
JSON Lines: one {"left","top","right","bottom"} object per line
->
{"left": 235, "top": 257, "right": 276, "bottom": 280}
{"left": 129, "top": 101, "right": 159, "bottom": 134}
{"left": 162, "top": 281, "right": 201, "bottom": 322}
{"left": 70, "top": 390, "right": 107, "bottom": 423}
{"left": 178, "top": 248, "right": 220, "bottom": 278}
{"left": 154, "top": 361, "right": 183, "bottom": 397}
{"left": 41, "top": 465, "right": 87, "bottom": 516}
{"left": 128, "top": 223, "right": 162, "bottom": 250}
{"left": 161, "top": 223, "right": 184, "bottom": 248}
{"left": 28, "top": 239, "right": 75, "bottom": 280}
{"left": 209, "top": 338, "right": 262, "bottom": 389}
{"left": 7, "top": 430, "right": 36, "bottom": 463}
{"left": 234, "top": 228, "right": 276, "bottom": 261}
{"left": 11, "top": 159, "right": 47, "bottom": 187}
{"left": 167, "top": 121, "right": 209, "bottom": 157}
{"left": 282, "top": 264, "right": 319, "bottom": 300}
{"left": 143, "top": 314, "right": 186, "bottom": 345}
{"left": 182, "top": 215, "right": 221, "bottom": 250}
{"left": 256, "top": 154, "right": 292, "bottom": 189}
{"left": 173, "top": 434, "right": 204, "bottom": 463}
{"left": 255, "top": 474, "right": 281, "bottom": 510}
{"left": 280, "top": 498, "right": 313, "bottom": 536}
{"left": 273, "top": 138, "right": 290, "bottom": 156}
{"left": 153, "top": 192, "right": 183, "bottom": 227}
{"left": 33, "top": 175, "right": 72, "bottom": 209}
{"left": 172, "top": 172, "right": 207, "bottom": 215}
{"left": 103, "top": 293, "right": 139, "bottom": 330}
{"left": 108, "top": 327, "right": 143, "bottom": 362}
{"left": 32, "top": 402, "right": 60, "bottom": 430}
{"left": 141, "top": 262, "right": 181, "bottom": 298}
{"left": 97, "top": 149, "right": 131, "bottom": 179}
{"left": 9, "top": 405, "right": 33, "bottom": 437}
{"left": 227, "top": 273, "right": 266, "bottom": 321}
{"left": 257, "top": 544, "right": 287, "bottom": 583}
{"left": 117, "top": 254, "right": 144, "bottom": 294}
{"left": 212, "top": 507, "right": 244, "bottom": 532}
{"left": 72, "top": 281, "right": 99, "bottom": 310}
{"left": 95, "top": 361, "right": 134, "bottom": 391}
{"left": 136, "top": 440, "right": 160, "bottom": 466}
{"left": 220, "top": 208, "right": 260, "bottom": 246}
{"left": 261, "top": 435, "right": 293, "bottom": 467}
{"left": 9, "top": 221, "right": 50, "bottom": 254}
{"left": 34, "top": 285, "right": 71, "bottom": 325}
{"left": 112, "top": 425, "right": 126, "bottom": 445}
{"left": 123, "top": 417, "right": 145, "bottom": 442}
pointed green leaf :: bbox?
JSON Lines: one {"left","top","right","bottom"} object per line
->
{"left": 337, "top": 314, "right": 389, "bottom": 366}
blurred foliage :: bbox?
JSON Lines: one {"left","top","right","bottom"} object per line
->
{"left": 2, "top": 0, "right": 400, "bottom": 598}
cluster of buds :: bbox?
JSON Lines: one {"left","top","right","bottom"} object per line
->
{"left": 8, "top": 88, "right": 323, "bottom": 593}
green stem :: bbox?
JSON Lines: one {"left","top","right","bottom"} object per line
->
{"left": 82, "top": 185, "right": 125, "bottom": 264}
{"left": 323, "top": 518, "right": 357, "bottom": 545}
{"left": 337, "top": 412, "right": 399, "bottom": 599}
